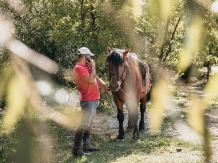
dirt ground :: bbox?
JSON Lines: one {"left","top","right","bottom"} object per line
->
{"left": 90, "top": 79, "right": 218, "bottom": 163}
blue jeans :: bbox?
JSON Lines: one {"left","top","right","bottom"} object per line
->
{"left": 79, "top": 100, "right": 99, "bottom": 129}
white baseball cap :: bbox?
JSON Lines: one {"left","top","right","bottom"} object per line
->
{"left": 78, "top": 47, "right": 94, "bottom": 56}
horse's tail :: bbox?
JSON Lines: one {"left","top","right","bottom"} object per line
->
{"left": 144, "top": 63, "right": 150, "bottom": 93}
{"left": 146, "top": 83, "right": 153, "bottom": 102}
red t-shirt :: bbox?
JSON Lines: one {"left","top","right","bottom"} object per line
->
{"left": 73, "top": 62, "right": 100, "bottom": 101}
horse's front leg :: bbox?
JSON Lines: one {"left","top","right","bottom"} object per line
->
{"left": 127, "top": 101, "right": 140, "bottom": 141}
{"left": 117, "top": 108, "right": 125, "bottom": 141}
{"left": 113, "top": 92, "right": 125, "bottom": 141}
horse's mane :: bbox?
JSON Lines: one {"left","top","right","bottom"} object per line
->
{"left": 106, "top": 49, "right": 124, "bottom": 68}
{"left": 106, "top": 49, "right": 140, "bottom": 81}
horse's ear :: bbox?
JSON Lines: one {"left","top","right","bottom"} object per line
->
{"left": 123, "top": 49, "right": 130, "bottom": 57}
{"left": 107, "top": 46, "right": 111, "bottom": 54}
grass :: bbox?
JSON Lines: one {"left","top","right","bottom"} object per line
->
{"left": 0, "top": 110, "right": 206, "bottom": 163}
{"left": 45, "top": 120, "right": 204, "bottom": 163}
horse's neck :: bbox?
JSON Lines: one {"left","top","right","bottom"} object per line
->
{"left": 123, "top": 68, "right": 136, "bottom": 85}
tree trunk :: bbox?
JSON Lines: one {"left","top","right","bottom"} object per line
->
{"left": 162, "top": 17, "right": 181, "bottom": 62}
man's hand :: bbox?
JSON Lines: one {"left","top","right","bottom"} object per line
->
{"left": 103, "top": 85, "right": 111, "bottom": 94}
{"left": 86, "top": 58, "right": 95, "bottom": 68}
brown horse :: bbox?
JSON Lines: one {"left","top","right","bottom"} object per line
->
{"left": 106, "top": 47, "right": 150, "bottom": 142}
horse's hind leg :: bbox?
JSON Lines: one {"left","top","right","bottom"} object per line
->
{"left": 139, "top": 95, "right": 147, "bottom": 131}
{"left": 117, "top": 109, "right": 125, "bottom": 141}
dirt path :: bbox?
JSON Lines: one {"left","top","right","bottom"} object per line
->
{"left": 91, "top": 80, "right": 218, "bottom": 162}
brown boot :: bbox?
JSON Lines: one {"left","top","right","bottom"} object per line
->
{"left": 83, "top": 128, "right": 99, "bottom": 152}
{"left": 72, "top": 128, "right": 85, "bottom": 156}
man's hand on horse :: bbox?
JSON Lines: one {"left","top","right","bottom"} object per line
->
{"left": 103, "top": 85, "right": 111, "bottom": 94}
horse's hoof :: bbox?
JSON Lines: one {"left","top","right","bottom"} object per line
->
{"left": 139, "top": 127, "right": 145, "bottom": 131}
{"left": 132, "top": 138, "right": 141, "bottom": 143}
{"left": 139, "top": 128, "right": 147, "bottom": 133}
{"left": 117, "top": 139, "right": 124, "bottom": 142}
{"left": 136, "top": 139, "right": 141, "bottom": 143}
{"left": 133, "top": 136, "right": 140, "bottom": 142}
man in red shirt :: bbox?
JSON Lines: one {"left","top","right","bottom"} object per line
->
{"left": 72, "top": 47, "right": 109, "bottom": 156}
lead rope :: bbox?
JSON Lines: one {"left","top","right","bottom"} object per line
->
{"left": 119, "top": 87, "right": 132, "bottom": 96}
{"left": 110, "top": 86, "right": 133, "bottom": 107}
{"left": 111, "top": 94, "right": 116, "bottom": 107}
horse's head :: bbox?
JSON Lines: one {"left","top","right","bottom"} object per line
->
{"left": 106, "top": 47, "right": 130, "bottom": 92}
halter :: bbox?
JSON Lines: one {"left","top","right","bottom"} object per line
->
{"left": 108, "top": 64, "right": 133, "bottom": 96}
{"left": 110, "top": 64, "right": 126, "bottom": 81}
{"left": 106, "top": 49, "right": 134, "bottom": 96}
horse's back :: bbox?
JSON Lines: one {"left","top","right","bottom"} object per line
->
{"left": 138, "top": 60, "right": 150, "bottom": 98}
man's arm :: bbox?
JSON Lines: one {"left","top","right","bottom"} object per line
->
{"left": 96, "top": 76, "right": 110, "bottom": 93}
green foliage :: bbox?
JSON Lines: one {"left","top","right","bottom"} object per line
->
{"left": 1, "top": 0, "right": 218, "bottom": 71}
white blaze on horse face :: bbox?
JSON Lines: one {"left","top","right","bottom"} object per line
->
{"left": 117, "top": 80, "right": 122, "bottom": 88}
{"left": 109, "top": 59, "right": 127, "bottom": 92}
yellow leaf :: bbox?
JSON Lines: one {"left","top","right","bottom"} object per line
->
{"left": 148, "top": 78, "right": 171, "bottom": 134}
{"left": 203, "top": 74, "right": 218, "bottom": 105}
{"left": 160, "top": 0, "right": 174, "bottom": 20}
{"left": 0, "top": 64, "right": 14, "bottom": 101}
{"left": 3, "top": 76, "right": 26, "bottom": 133}
{"left": 187, "top": 95, "right": 205, "bottom": 135}
{"left": 131, "top": 0, "right": 143, "bottom": 20}
{"left": 177, "top": 16, "right": 202, "bottom": 72}
{"left": 149, "top": 0, "right": 159, "bottom": 17}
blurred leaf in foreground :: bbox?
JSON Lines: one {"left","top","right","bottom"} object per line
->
{"left": 148, "top": 78, "right": 171, "bottom": 134}
{"left": 177, "top": 15, "right": 202, "bottom": 73}
{"left": 3, "top": 76, "right": 26, "bottom": 133}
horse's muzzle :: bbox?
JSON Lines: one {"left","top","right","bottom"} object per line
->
{"left": 109, "top": 84, "right": 119, "bottom": 92}
{"left": 110, "top": 81, "right": 122, "bottom": 92}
